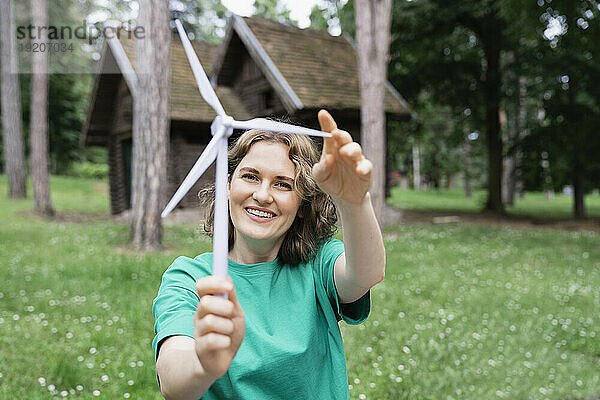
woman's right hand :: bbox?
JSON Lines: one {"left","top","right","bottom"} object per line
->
{"left": 193, "top": 276, "right": 245, "bottom": 379}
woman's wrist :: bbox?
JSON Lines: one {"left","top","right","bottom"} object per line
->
{"left": 333, "top": 192, "right": 371, "bottom": 211}
{"left": 192, "top": 358, "right": 218, "bottom": 383}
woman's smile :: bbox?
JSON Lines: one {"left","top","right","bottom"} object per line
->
{"left": 245, "top": 206, "right": 277, "bottom": 221}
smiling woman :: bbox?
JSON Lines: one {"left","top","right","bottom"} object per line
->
{"left": 152, "top": 111, "right": 386, "bottom": 400}
{"left": 228, "top": 141, "right": 303, "bottom": 262}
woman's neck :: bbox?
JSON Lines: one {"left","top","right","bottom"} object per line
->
{"left": 228, "top": 235, "right": 283, "bottom": 264}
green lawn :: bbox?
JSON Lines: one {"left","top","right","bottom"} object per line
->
{"left": 388, "top": 187, "right": 600, "bottom": 219}
{"left": 1, "top": 176, "right": 599, "bottom": 399}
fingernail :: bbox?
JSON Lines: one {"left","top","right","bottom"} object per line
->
{"left": 222, "top": 282, "right": 233, "bottom": 291}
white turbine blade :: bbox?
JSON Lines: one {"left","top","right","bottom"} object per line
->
{"left": 161, "top": 132, "right": 222, "bottom": 218}
{"left": 212, "top": 127, "right": 231, "bottom": 282}
{"left": 231, "top": 118, "right": 332, "bottom": 138}
{"left": 174, "top": 19, "right": 226, "bottom": 117}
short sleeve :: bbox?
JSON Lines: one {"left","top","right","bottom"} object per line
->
{"left": 152, "top": 256, "right": 207, "bottom": 360}
{"left": 316, "top": 239, "right": 371, "bottom": 325}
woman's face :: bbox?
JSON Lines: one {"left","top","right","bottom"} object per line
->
{"left": 228, "top": 141, "right": 301, "bottom": 250}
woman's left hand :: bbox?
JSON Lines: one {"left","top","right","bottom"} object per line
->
{"left": 312, "top": 110, "right": 372, "bottom": 204}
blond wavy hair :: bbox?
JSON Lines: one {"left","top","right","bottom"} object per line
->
{"left": 199, "top": 129, "right": 338, "bottom": 265}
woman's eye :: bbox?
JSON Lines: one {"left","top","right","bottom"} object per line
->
{"left": 242, "top": 173, "right": 258, "bottom": 181}
{"left": 276, "top": 181, "right": 292, "bottom": 190}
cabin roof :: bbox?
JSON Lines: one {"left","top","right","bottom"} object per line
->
{"left": 213, "top": 16, "right": 412, "bottom": 116}
{"left": 81, "top": 32, "right": 251, "bottom": 146}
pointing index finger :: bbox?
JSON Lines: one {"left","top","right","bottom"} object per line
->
{"left": 318, "top": 109, "right": 337, "bottom": 133}
{"left": 318, "top": 110, "right": 338, "bottom": 157}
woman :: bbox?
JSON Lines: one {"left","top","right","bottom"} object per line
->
{"left": 152, "top": 110, "right": 386, "bottom": 399}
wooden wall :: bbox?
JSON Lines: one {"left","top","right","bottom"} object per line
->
{"left": 232, "top": 48, "right": 285, "bottom": 116}
{"left": 108, "top": 134, "right": 128, "bottom": 214}
{"left": 107, "top": 80, "right": 132, "bottom": 215}
{"left": 106, "top": 80, "right": 216, "bottom": 215}
{"left": 168, "top": 128, "right": 216, "bottom": 210}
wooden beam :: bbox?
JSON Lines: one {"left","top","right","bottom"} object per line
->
{"left": 106, "top": 31, "right": 138, "bottom": 96}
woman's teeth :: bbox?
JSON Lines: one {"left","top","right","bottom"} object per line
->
{"left": 246, "top": 208, "right": 275, "bottom": 218}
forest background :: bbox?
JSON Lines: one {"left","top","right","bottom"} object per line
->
{"left": 2, "top": 0, "right": 599, "bottom": 219}
{"left": 2, "top": 1, "right": 600, "bottom": 399}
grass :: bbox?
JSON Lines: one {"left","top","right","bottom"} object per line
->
{"left": 0, "top": 175, "right": 599, "bottom": 399}
{"left": 388, "top": 187, "right": 600, "bottom": 219}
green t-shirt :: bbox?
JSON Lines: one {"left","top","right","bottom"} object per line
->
{"left": 152, "top": 239, "right": 370, "bottom": 400}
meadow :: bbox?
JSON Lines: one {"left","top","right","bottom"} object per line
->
{"left": 388, "top": 187, "right": 600, "bottom": 219}
{"left": 0, "top": 176, "right": 599, "bottom": 399}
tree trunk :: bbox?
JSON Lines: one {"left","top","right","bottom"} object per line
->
{"left": 412, "top": 144, "right": 421, "bottom": 190}
{"left": 30, "top": 0, "right": 54, "bottom": 216}
{"left": 514, "top": 76, "right": 527, "bottom": 200}
{"left": 563, "top": 3, "right": 585, "bottom": 219}
{"left": 385, "top": 131, "right": 392, "bottom": 198}
{"left": 573, "top": 166, "right": 585, "bottom": 219}
{"left": 501, "top": 102, "right": 516, "bottom": 206}
{"left": 131, "top": 0, "right": 171, "bottom": 250}
{"left": 0, "top": 0, "right": 27, "bottom": 198}
{"left": 462, "top": 128, "right": 472, "bottom": 198}
{"left": 432, "top": 154, "right": 441, "bottom": 191}
{"left": 482, "top": 10, "right": 504, "bottom": 213}
{"left": 354, "top": 0, "right": 392, "bottom": 222}
{"left": 568, "top": 79, "right": 585, "bottom": 219}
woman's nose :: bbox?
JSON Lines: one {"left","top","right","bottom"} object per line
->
{"left": 253, "top": 184, "right": 273, "bottom": 204}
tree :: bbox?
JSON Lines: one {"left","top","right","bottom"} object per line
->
{"left": 131, "top": 0, "right": 171, "bottom": 250}
{"left": 2, "top": 0, "right": 98, "bottom": 177}
{"left": 0, "top": 0, "right": 27, "bottom": 198}
{"left": 544, "top": 0, "right": 600, "bottom": 218}
{"left": 30, "top": 0, "right": 55, "bottom": 216}
{"left": 354, "top": 0, "right": 392, "bottom": 222}
{"left": 513, "top": 0, "right": 600, "bottom": 218}
{"left": 390, "top": 1, "right": 551, "bottom": 213}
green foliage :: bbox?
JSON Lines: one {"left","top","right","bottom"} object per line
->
{"left": 172, "top": 0, "right": 231, "bottom": 44}
{"left": 49, "top": 74, "right": 95, "bottom": 174}
{"left": 517, "top": 0, "right": 600, "bottom": 194}
{"left": 1, "top": 176, "right": 599, "bottom": 399}
{"left": 387, "top": 1, "right": 491, "bottom": 192}
{"left": 386, "top": 0, "right": 600, "bottom": 213}
{"left": 2, "top": 0, "right": 107, "bottom": 176}
{"left": 252, "top": 0, "right": 297, "bottom": 25}
{"left": 309, "top": 4, "right": 329, "bottom": 31}
{"left": 308, "top": 0, "right": 354, "bottom": 36}
{"left": 70, "top": 162, "right": 109, "bottom": 179}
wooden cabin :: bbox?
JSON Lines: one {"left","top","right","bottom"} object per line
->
{"left": 81, "top": 16, "right": 412, "bottom": 215}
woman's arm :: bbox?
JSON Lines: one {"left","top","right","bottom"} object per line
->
{"left": 156, "top": 277, "right": 245, "bottom": 399}
{"left": 313, "top": 110, "right": 386, "bottom": 303}
{"left": 334, "top": 193, "right": 386, "bottom": 303}
{"left": 156, "top": 336, "right": 216, "bottom": 400}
